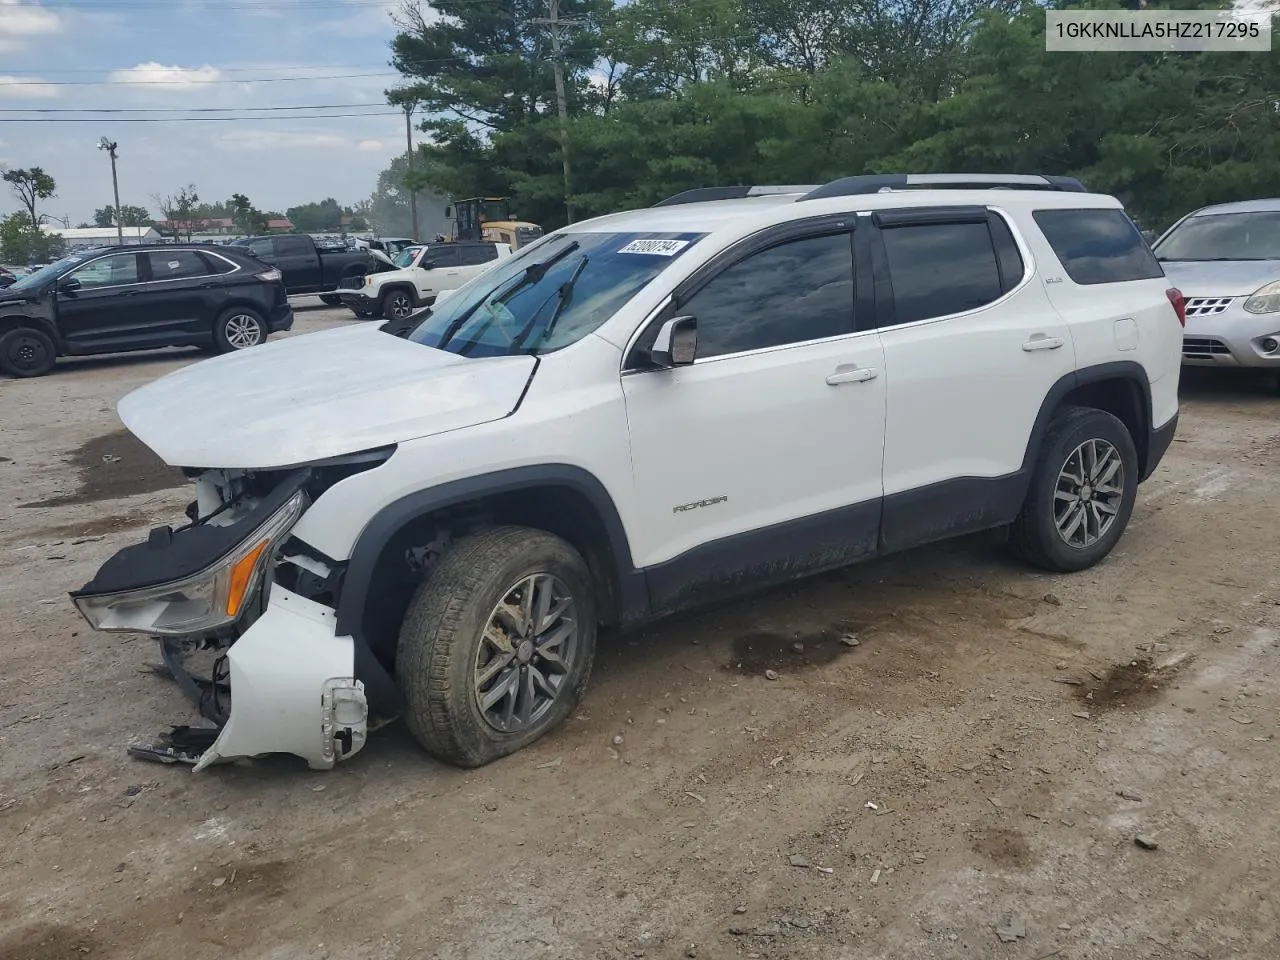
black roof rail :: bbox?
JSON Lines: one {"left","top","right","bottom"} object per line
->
{"left": 800, "top": 173, "right": 1087, "bottom": 201}
{"left": 654, "top": 185, "right": 820, "bottom": 207}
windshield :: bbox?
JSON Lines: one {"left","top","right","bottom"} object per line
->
{"left": 1156, "top": 211, "right": 1280, "bottom": 261}
{"left": 7, "top": 253, "right": 84, "bottom": 291}
{"left": 394, "top": 246, "right": 426, "bottom": 268}
{"left": 405, "top": 231, "right": 705, "bottom": 357}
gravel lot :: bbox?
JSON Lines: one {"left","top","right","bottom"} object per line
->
{"left": 1, "top": 305, "right": 1278, "bottom": 960}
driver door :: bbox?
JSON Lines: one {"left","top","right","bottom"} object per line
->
{"left": 55, "top": 252, "right": 148, "bottom": 353}
{"left": 413, "top": 245, "right": 462, "bottom": 299}
{"left": 621, "top": 223, "right": 887, "bottom": 613}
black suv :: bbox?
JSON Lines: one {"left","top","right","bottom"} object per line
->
{"left": 0, "top": 244, "right": 293, "bottom": 378}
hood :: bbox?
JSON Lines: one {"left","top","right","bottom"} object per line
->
{"left": 117, "top": 324, "right": 537, "bottom": 469}
{"left": 1159, "top": 259, "right": 1280, "bottom": 297}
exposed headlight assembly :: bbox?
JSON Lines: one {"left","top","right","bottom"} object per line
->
{"left": 1244, "top": 281, "right": 1280, "bottom": 314}
{"left": 73, "top": 490, "right": 307, "bottom": 635}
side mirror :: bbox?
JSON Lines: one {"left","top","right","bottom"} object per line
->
{"left": 58, "top": 277, "right": 82, "bottom": 294}
{"left": 650, "top": 315, "right": 697, "bottom": 367}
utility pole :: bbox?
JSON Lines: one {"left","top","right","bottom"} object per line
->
{"left": 403, "top": 102, "right": 420, "bottom": 241}
{"left": 97, "top": 138, "right": 123, "bottom": 245}
{"left": 529, "top": 0, "right": 578, "bottom": 223}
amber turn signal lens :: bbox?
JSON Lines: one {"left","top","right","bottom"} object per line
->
{"left": 225, "top": 539, "right": 269, "bottom": 617}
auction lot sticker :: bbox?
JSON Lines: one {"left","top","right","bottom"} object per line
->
{"left": 618, "top": 239, "right": 691, "bottom": 256}
{"left": 1046, "top": 11, "right": 1271, "bottom": 52}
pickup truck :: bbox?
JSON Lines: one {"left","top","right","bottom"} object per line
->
{"left": 231, "top": 234, "right": 373, "bottom": 305}
{"left": 338, "top": 240, "right": 513, "bottom": 320}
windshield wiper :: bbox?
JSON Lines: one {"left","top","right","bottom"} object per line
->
{"left": 435, "top": 241, "right": 580, "bottom": 352}
{"left": 512, "top": 255, "right": 589, "bottom": 353}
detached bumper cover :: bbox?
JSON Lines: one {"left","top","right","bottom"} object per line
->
{"left": 193, "top": 586, "right": 368, "bottom": 771}
{"left": 338, "top": 291, "right": 377, "bottom": 310}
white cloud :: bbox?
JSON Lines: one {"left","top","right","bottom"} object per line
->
{"left": 0, "top": 0, "right": 61, "bottom": 52}
{"left": 215, "top": 129, "right": 350, "bottom": 151}
{"left": 0, "top": 74, "right": 59, "bottom": 99}
{"left": 357, "top": 139, "right": 386, "bottom": 152}
{"left": 107, "top": 62, "right": 222, "bottom": 89}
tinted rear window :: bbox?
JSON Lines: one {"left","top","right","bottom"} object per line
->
{"left": 1033, "top": 209, "right": 1162, "bottom": 285}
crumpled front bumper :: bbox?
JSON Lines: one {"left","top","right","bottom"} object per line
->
{"left": 192, "top": 585, "right": 368, "bottom": 771}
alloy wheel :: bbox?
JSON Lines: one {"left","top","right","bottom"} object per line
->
{"left": 1054, "top": 438, "right": 1125, "bottom": 548}
{"left": 388, "top": 294, "right": 413, "bottom": 319}
{"left": 473, "top": 573, "right": 579, "bottom": 733}
{"left": 224, "top": 314, "right": 263, "bottom": 349}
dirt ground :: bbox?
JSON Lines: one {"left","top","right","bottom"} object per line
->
{"left": 1, "top": 305, "right": 1278, "bottom": 960}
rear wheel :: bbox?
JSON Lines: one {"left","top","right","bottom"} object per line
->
{"left": 380, "top": 288, "right": 415, "bottom": 321}
{"left": 396, "top": 526, "right": 597, "bottom": 768}
{"left": 1010, "top": 406, "right": 1138, "bottom": 572}
{"left": 0, "top": 326, "right": 56, "bottom": 378}
{"left": 213, "top": 307, "right": 266, "bottom": 353}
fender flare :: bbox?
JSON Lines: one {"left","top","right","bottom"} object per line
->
{"left": 376, "top": 282, "right": 420, "bottom": 307}
{"left": 333, "top": 463, "right": 641, "bottom": 640}
{"left": 1022, "top": 360, "right": 1154, "bottom": 475}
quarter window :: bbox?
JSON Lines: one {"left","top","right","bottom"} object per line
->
{"left": 69, "top": 253, "right": 139, "bottom": 289}
{"left": 880, "top": 222, "right": 1003, "bottom": 326}
{"left": 1034, "top": 208, "right": 1162, "bottom": 285}
{"left": 682, "top": 233, "right": 855, "bottom": 358}
{"left": 146, "top": 250, "right": 209, "bottom": 280}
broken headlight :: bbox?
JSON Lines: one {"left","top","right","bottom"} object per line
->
{"left": 73, "top": 490, "right": 307, "bottom": 635}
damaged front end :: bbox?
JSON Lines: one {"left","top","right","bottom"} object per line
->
{"left": 71, "top": 453, "right": 391, "bottom": 771}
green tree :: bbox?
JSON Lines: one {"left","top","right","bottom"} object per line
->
{"left": 152, "top": 185, "right": 200, "bottom": 240}
{"left": 3, "top": 167, "right": 57, "bottom": 244}
{"left": 230, "top": 193, "right": 269, "bottom": 235}
{"left": 1, "top": 211, "right": 65, "bottom": 264}
{"left": 286, "top": 198, "right": 343, "bottom": 232}
{"left": 93, "top": 204, "right": 152, "bottom": 228}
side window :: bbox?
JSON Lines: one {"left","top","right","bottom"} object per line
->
{"left": 198, "top": 252, "right": 237, "bottom": 275}
{"left": 682, "top": 233, "right": 855, "bottom": 358}
{"left": 146, "top": 250, "right": 210, "bottom": 281}
{"left": 248, "top": 238, "right": 274, "bottom": 259}
{"left": 428, "top": 246, "right": 461, "bottom": 268}
{"left": 1032, "top": 208, "right": 1162, "bottom": 285}
{"left": 880, "top": 222, "right": 1003, "bottom": 326}
{"left": 461, "top": 244, "right": 499, "bottom": 266}
{"left": 274, "top": 235, "right": 313, "bottom": 257}
{"left": 69, "top": 253, "right": 139, "bottom": 289}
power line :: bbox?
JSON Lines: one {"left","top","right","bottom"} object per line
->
{"left": 0, "top": 112, "right": 403, "bottom": 123}
{"left": 1, "top": 63, "right": 393, "bottom": 75}
{"left": 0, "top": 72, "right": 400, "bottom": 86}
{"left": 0, "top": 102, "right": 388, "bottom": 113}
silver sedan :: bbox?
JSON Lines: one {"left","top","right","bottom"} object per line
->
{"left": 1156, "top": 199, "right": 1280, "bottom": 369}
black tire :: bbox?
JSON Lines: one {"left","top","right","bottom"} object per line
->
{"left": 0, "top": 325, "right": 57, "bottom": 378}
{"left": 396, "top": 526, "right": 598, "bottom": 768}
{"left": 318, "top": 294, "right": 342, "bottom": 306}
{"left": 1010, "top": 405, "right": 1138, "bottom": 572}
{"left": 212, "top": 307, "right": 266, "bottom": 354}
{"left": 380, "top": 288, "right": 416, "bottom": 322}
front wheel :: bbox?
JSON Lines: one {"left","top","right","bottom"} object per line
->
{"left": 380, "top": 288, "right": 415, "bottom": 321}
{"left": 396, "top": 526, "right": 598, "bottom": 768}
{"left": 213, "top": 307, "right": 266, "bottom": 353}
{"left": 0, "top": 326, "right": 57, "bottom": 378}
{"left": 1010, "top": 406, "right": 1138, "bottom": 572}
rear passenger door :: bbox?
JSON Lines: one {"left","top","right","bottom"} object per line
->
{"left": 133, "top": 250, "right": 227, "bottom": 341}
{"left": 458, "top": 243, "right": 500, "bottom": 282}
{"left": 271, "top": 235, "right": 321, "bottom": 291}
{"left": 872, "top": 206, "right": 1077, "bottom": 551}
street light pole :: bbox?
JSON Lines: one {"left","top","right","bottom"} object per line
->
{"left": 403, "top": 103, "right": 419, "bottom": 242}
{"left": 98, "top": 138, "right": 122, "bottom": 245}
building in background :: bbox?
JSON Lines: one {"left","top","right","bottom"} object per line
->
{"left": 42, "top": 226, "right": 163, "bottom": 250}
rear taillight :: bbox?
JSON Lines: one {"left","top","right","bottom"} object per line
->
{"left": 256, "top": 267, "right": 282, "bottom": 283}
{"left": 1166, "top": 287, "right": 1186, "bottom": 327}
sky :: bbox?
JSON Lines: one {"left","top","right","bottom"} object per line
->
{"left": 0, "top": 0, "right": 415, "bottom": 223}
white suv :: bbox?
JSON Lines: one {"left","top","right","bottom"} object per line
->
{"left": 339, "top": 240, "right": 513, "bottom": 320}
{"left": 71, "top": 173, "right": 1184, "bottom": 772}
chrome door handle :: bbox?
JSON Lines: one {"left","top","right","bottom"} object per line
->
{"left": 1023, "top": 335, "right": 1064, "bottom": 351}
{"left": 826, "top": 366, "right": 878, "bottom": 385}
